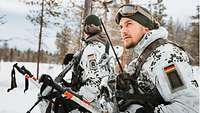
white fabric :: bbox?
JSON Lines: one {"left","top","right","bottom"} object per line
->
{"left": 127, "top": 27, "right": 199, "bottom": 113}
{"left": 79, "top": 42, "right": 115, "bottom": 111}
{"left": 134, "top": 27, "right": 168, "bottom": 55}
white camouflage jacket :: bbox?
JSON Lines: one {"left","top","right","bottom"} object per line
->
{"left": 126, "top": 27, "right": 199, "bottom": 113}
{"left": 39, "top": 41, "right": 115, "bottom": 113}
{"left": 79, "top": 42, "right": 113, "bottom": 102}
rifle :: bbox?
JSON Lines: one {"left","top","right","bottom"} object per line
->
{"left": 55, "top": 50, "right": 83, "bottom": 83}
{"left": 8, "top": 63, "right": 103, "bottom": 113}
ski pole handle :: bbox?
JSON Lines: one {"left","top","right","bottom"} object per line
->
{"left": 14, "top": 64, "right": 40, "bottom": 88}
{"left": 26, "top": 98, "right": 42, "bottom": 113}
{"left": 13, "top": 63, "right": 25, "bottom": 75}
{"left": 21, "top": 66, "right": 37, "bottom": 81}
{"left": 21, "top": 66, "right": 33, "bottom": 78}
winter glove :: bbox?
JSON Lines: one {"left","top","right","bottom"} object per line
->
{"left": 116, "top": 90, "right": 154, "bottom": 112}
{"left": 117, "top": 99, "right": 154, "bottom": 112}
{"left": 38, "top": 74, "right": 62, "bottom": 101}
{"left": 135, "top": 107, "right": 153, "bottom": 113}
{"left": 39, "top": 74, "right": 54, "bottom": 96}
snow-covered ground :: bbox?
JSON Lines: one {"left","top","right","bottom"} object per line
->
{"left": 0, "top": 61, "right": 199, "bottom": 113}
{"left": 0, "top": 61, "right": 63, "bottom": 113}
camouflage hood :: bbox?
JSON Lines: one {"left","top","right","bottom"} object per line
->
{"left": 85, "top": 33, "right": 108, "bottom": 45}
{"left": 134, "top": 27, "right": 168, "bottom": 55}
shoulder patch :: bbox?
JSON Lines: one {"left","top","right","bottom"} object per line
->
{"left": 88, "top": 54, "right": 97, "bottom": 70}
{"left": 88, "top": 54, "right": 96, "bottom": 60}
{"left": 163, "top": 64, "right": 186, "bottom": 93}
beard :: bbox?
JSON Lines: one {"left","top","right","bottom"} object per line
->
{"left": 123, "top": 38, "right": 137, "bottom": 49}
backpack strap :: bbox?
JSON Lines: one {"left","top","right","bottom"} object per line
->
{"left": 134, "top": 38, "right": 188, "bottom": 79}
{"left": 134, "top": 38, "right": 168, "bottom": 79}
{"left": 130, "top": 38, "right": 168, "bottom": 94}
{"left": 127, "top": 38, "right": 173, "bottom": 107}
{"left": 105, "top": 41, "right": 110, "bottom": 54}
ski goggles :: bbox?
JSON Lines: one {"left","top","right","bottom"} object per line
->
{"left": 115, "top": 4, "right": 154, "bottom": 24}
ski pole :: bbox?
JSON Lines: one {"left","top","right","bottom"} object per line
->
{"left": 100, "top": 19, "right": 120, "bottom": 113}
{"left": 13, "top": 64, "right": 40, "bottom": 88}
{"left": 26, "top": 97, "right": 42, "bottom": 113}
{"left": 100, "top": 19, "right": 123, "bottom": 73}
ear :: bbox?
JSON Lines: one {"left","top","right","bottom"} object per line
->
{"left": 144, "top": 27, "right": 149, "bottom": 32}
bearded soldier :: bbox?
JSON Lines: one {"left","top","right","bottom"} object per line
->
{"left": 114, "top": 4, "right": 199, "bottom": 113}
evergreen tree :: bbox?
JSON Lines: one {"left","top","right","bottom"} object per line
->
{"left": 149, "top": 0, "right": 167, "bottom": 26}
{"left": 167, "top": 16, "right": 174, "bottom": 41}
{"left": 190, "top": 5, "right": 199, "bottom": 65}
{"left": 23, "top": 0, "right": 62, "bottom": 27}
{"left": 26, "top": 48, "right": 31, "bottom": 62}
{"left": 191, "top": 5, "right": 199, "bottom": 40}
{"left": 55, "top": 27, "right": 72, "bottom": 63}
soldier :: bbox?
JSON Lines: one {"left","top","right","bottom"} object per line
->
{"left": 78, "top": 14, "right": 115, "bottom": 112}
{"left": 114, "top": 4, "right": 199, "bottom": 113}
{"left": 38, "top": 15, "right": 115, "bottom": 113}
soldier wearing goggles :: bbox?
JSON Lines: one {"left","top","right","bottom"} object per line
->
{"left": 115, "top": 4, "right": 199, "bottom": 113}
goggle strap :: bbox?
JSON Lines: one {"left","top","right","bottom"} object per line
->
{"left": 136, "top": 6, "right": 155, "bottom": 23}
{"left": 115, "top": 4, "right": 156, "bottom": 24}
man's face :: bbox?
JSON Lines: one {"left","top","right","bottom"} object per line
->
{"left": 119, "top": 18, "right": 149, "bottom": 49}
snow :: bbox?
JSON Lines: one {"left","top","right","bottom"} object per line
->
{"left": 0, "top": 61, "right": 199, "bottom": 113}
{"left": 0, "top": 61, "right": 63, "bottom": 113}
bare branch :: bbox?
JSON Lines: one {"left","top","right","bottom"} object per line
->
{"left": 0, "top": 14, "right": 7, "bottom": 25}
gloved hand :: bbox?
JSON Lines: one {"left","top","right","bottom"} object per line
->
{"left": 39, "top": 74, "right": 55, "bottom": 97}
{"left": 115, "top": 90, "right": 155, "bottom": 112}
{"left": 134, "top": 104, "right": 154, "bottom": 113}
{"left": 135, "top": 107, "right": 151, "bottom": 113}
{"left": 116, "top": 72, "right": 132, "bottom": 91}
{"left": 118, "top": 98, "right": 154, "bottom": 112}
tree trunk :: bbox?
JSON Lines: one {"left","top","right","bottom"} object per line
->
{"left": 83, "top": 0, "right": 92, "bottom": 19}
{"left": 37, "top": 0, "right": 45, "bottom": 79}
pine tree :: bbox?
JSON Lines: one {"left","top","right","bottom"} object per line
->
{"left": 149, "top": 0, "right": 167, "bottom": 26}
{"left": 167, "top": 16, "right": 174, "bottom": 41}
{"left": 190, "top": 5, "right": 199, "bottom": 65}
{"left": 191, "top": 5, "right": 199, "bottom": 40}
{"left": 23, "top": 0, "right": 62, "bottom": 27}
{"left": 55, "top": 27, "right": 72, "bottom": 63}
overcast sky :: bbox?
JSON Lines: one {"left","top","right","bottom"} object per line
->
{"left": 0, "top": 0, "right": 199, "bottom": 53}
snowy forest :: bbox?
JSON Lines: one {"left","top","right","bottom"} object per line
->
{"left": 0, "top": 1, "right": 199, "bottom": 113}
{"left": 0, "top": 0, "right": 199, "bottom": 65}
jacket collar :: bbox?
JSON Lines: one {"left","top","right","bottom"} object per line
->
{"left": 133, "top": 27, "right": 168, "bottom": 55}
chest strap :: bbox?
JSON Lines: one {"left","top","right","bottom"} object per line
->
{"left": 134, "top": 38, "right": 174, "bottom": 79}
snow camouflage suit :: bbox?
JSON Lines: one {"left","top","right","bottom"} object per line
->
{"left": 123, "top": 27, "right": 199, "bottom": 113}
{"left": 78, "top": 32, "right": 115, "bottom": 112}
{"left": 38, "top": 32, "right": 116, "bottom": 113}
